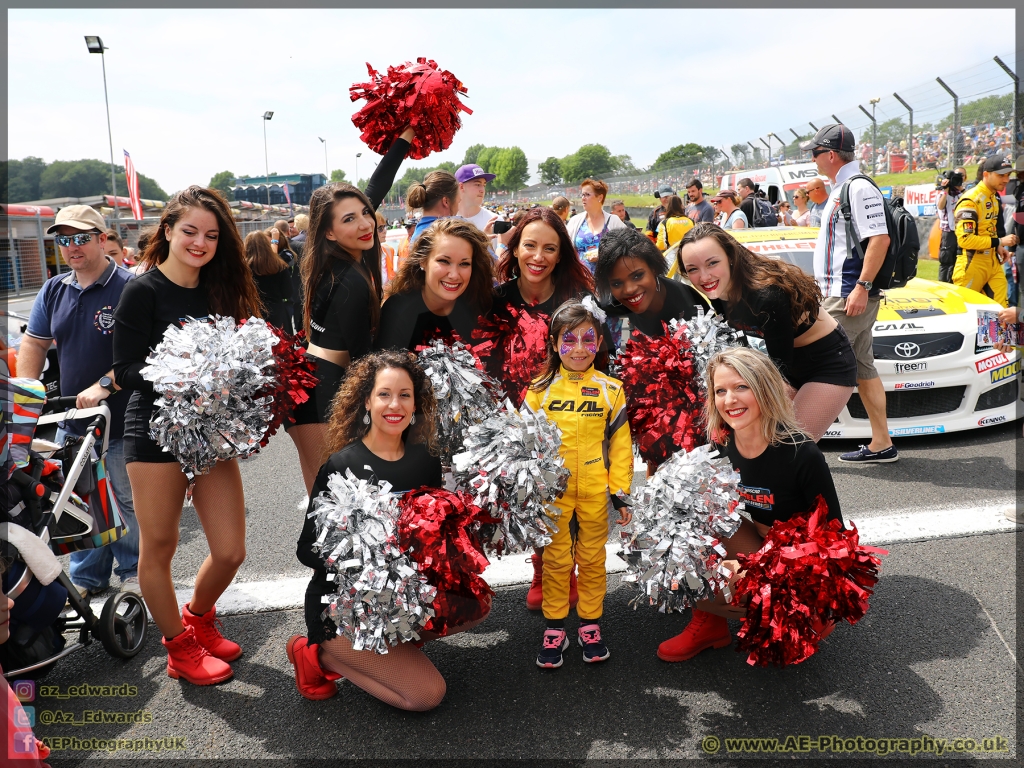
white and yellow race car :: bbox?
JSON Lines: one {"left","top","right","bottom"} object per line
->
{"left": 717, "top": 228, "right": 1022, "bottom": 439}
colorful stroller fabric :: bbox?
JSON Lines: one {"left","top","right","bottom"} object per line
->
{"left": 4, "top": 375, "right": 46, "bottom": 481}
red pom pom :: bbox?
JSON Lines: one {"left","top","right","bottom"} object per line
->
{"left": 350, "top": 58, "right": 471, "bottom": 161}
{"left": 616, "top": 323, "right": 705, "bottom": 466}
{"left": 259, "top": 326, "right": 319, "bottom": 447}
{"left": 731, "top": 497, "right": 888, "bottom": 667}
{"left": 472, "top": 305, "right": 550, "bottom": 408}
{"left": 397, "top": 488, "right": 498, "bottom": 636}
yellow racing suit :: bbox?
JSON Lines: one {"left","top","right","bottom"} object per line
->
{"left": 525, "top": 366, "right": 633, "bottom": 621}
{"left": 952, "top": 180, "right": 1007, "bottom": 306}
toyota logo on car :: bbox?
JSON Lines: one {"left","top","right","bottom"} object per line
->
{"left": 894, "top": 342, "right": 921, "bottom": 358}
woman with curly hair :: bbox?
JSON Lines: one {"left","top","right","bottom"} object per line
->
{"left": 375, "top": 218, "right": 494, "bottom": 352}
{"left": 288, "top": 351, "right": 490, "bottom": 710}
{"left": 678, "top": 222, "right": 857, "bottom": 441}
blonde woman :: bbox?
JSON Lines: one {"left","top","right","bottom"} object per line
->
{"left": 656, "top": 347, "right": 842, "bottom": 663}
{"left": 792, "top": 188, "right": 812, "bottom": 227}
{"left": 710, "top": 190, "right": 747, "bottom": 230}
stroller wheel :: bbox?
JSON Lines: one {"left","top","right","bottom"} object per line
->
{"left": 98, "top": 592, "right": 148, "bottom": 659}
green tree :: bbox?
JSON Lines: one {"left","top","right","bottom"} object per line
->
{"left": 612, "top": 154, "right": 638, "bottom": 175}
{"left": 475, "top": 147, "right": 498, "bottom": 173}
{"left": 538, "top": 156, "right": 562, "bottom": 185}
{"left": 208, "top": 170, "right": 236, "bottom": 197}
{"left": 36, "top": 158, "right": 167, "bottom": 200}
{"left": 730, "top": 143, "right": 748, "bottom": 165}
{"left": 330, "top": 169, "right": 348, "bottom": 183}
{"left": 560, "top": 143, "right": 615, "bottom": 183}
{"left": 462, "top": 143, "right": 486, "bottom": 166}
{"left": 491, "top": 146, "right": 529, "bottom": 192}
{"left": 651, "top": 143, "right": 705, "bottom": 172}
{"left": 2, "top": 156, "right": 47, "bottom": 202}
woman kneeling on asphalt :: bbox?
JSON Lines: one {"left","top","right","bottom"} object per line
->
{"left": 657, "top": 347, "right": 842, "bottom": 662}
{"left": 289, "top": 350, "right": 491, "bottom": 710}
{"left": 678, "top": 223, "right": 856, "bottom": 442}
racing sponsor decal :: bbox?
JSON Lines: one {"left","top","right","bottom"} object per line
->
{"left": 822, "top": 428, "right": 844, "bottom": 438}
{"left": 548, "top": 399, "right": 604, "bottom": 415}
{"left": 989, "top": 360, "right": 1020, "bottom": 383}
{"left": 889, "top": 425, "right": 945, "bottom": 436}
{"left": 978, "top": 414, "right": 1008, "bottom": 426}
{"left": 894, "top": 361, "right": 927, "bottom": 374}
{"left": 93, "top": 305, "right": 115, "bottom": 334}
{"left": 738, "top": 485, "right": 774, "bottom": 510}
{"left": 875, "top": 322, "right": 925, "bottom": 331}
{"left": 580, "top": 386, "right": 600, "bottom": 397}
{"left": 893, "top": 381, "right": 936, "bottom": 390}
{"left": 975, "top": 353, "right": 1009, "bottom": 373}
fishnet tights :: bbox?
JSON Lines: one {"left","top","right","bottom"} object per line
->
{"left": 792, "top": 382, "right": 854, "bottom": 443}
{"left": 127, "top": 459, "right": 247, "bottom": 639}
{"left": 318, "top": 600, "right": 490, "bottom": 712}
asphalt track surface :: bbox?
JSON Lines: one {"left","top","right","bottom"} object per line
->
{"left": 24, "top": 422, "right": 1021, "bottom": 765}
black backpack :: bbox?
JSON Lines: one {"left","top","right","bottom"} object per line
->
{"left": 750, "top": 196, "right": 779, "bottom": 227}
{"left": 838, "top": 175, "right": 919, "bottom": 290}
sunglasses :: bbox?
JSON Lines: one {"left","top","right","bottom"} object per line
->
{"left": 54, "top": 232, "right": 97, "bottom": 247}
{"left": 811, "top": 147, "right": 832, "bottom": 158}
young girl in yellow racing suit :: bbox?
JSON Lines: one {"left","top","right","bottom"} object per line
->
{"left": 525, "top": 298, "right": 633, "bottom": 668}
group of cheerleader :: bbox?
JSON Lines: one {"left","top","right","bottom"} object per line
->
{"left": 109, "top": 128, "right": 850, "bottom": 711}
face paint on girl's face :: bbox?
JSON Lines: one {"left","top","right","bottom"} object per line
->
{"left": 560, "top": 327, "right": 597, "bottom": 356}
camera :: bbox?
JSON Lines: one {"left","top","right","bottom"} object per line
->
{"left": 936, "top": 169, "right": 964, "bottom": 190}
{"left": 492, "top": 220, "right": 514, "bottom": 235}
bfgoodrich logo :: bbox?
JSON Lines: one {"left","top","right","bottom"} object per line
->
{"left": 894, "top": 381, "right": 936, "bottom": 390}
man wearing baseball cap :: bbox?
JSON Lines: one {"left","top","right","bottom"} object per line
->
{"left": 804, "top": 124, "right": 897, "bottom": 465}
{"left": 952, "top": 155, "right": 1018, "bottom": 306}
{"left": 19, "top": 205, "right": 140, "bottom": 597}
{"left": 455, "top": 163, "right": 500, "bottom": 232}
{"left": 644, "top": 184, "right": 674, "bottom": 243}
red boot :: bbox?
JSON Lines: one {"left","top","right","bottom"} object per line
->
{"left": 657, "top": 609, "right": 731, "bottom": 662}
{"left": 526, "top": 553, "right": 544, "bottom": 610}
{"left": 568, "top": 566, "right": 579, "bottom": 609}
{"left": 286, "top": 635, "right": 341, "bottom": 701}
{"left": 163, "top": 625, "right": 233, "bottom": 685}
{"left": 182, "top": 603, "right": 243, "bottom": 661}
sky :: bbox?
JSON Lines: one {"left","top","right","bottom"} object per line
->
{"left": 7, "top": 8, "right": 1018, "bottom": 197}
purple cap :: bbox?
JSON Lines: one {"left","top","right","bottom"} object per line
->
{"left": 455, "top": 164, "right": 496, "bottom": 184}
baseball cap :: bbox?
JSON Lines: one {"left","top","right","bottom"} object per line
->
{"left": 654, "top": 184, "right": 674, "bottom": 199}
{"left": 45, "top": 204, "right": 107, "bottom": 234}
{"left": 982, "top": 155, "right": 1013, "bottom": 175}
{"left": 800, "top": 123, "right": 856, "bottom": 153}
{"left": 710, "top": 189, "right": 735, "bottom": 202}
{"left": 455, "top": 164, "right": 496, "bottom": 184}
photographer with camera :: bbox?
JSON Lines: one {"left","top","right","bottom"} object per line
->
{"left": 936, "top": 166, "right": 966, "bottom": 283}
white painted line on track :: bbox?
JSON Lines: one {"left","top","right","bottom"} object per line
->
{"left": 88, "top": 503, "right": 1018, "bottom": 618}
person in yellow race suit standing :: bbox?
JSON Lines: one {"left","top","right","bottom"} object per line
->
{"left": 952, "top": 156, "right": 1018, "bottom": 306}
{"left": 525, "top": 298, "right": 633, "bottom": 669}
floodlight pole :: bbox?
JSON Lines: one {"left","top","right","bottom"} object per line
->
{"left": 319, "top": 137, "right": 329, "bottom": 180}
{"left": 85, "top": 36, "right": 119, "bottom": 223}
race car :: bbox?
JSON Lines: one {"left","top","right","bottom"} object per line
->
{"left": 720, "top": 228, "right": 1023, "bottom": 439}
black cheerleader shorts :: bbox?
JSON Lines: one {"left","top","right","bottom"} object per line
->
{"left": 788, "top": 326, "right": 858, "bottom": 389}
{"left": 287, "top": 356, "right": 346, "bottom": 428}
{"left": 123, "top": 392, "right": 177, "bottom": 464}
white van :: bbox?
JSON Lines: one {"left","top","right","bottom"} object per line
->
{"left": 717, "top": 162, "right": 831, "bottom": 204}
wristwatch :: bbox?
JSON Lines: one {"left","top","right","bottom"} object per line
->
{"left": 856, "top": 279, "right": 873, "bottom": 291}
{"left": 99, "top": 375, "right": 117, "bottom": 394}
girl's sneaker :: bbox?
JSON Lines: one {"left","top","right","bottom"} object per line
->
{"left": 536, "top": 628, "right": 569, "bottom": 668}
{"left": 578, "top": 623, "right": 610, "bottom": 663}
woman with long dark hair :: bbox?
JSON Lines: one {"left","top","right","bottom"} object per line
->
{"left": 244, "top": 230, "right": 292, "bottom": 329}
{"left": 112, "top": 186, "right": 263, "bottom": 685}
{"left": 288, "top": 127, "right": 415, "bottom": 495}
{"left": 375, "top": 218, "right": 494, "bottom": 352}
{"left": 288, "top": 351, "right": 490, "bottom": 710}
{"left": 678, "top": 223, "right": 857, "bottom": 442}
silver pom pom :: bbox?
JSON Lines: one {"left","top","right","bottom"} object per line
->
{"left": 668, "top": 307, "right": 745, "bottom": 401}
{"left": 142, "top": 316, "right": 277, "bottom": 481}
{"left": 416, "top": 339, "right": 502, "bottom": 466}
{"left": 621, "top": 444, "right": 744, "bottom": 612}
{"left": 310, "top": 469, "right": 436, "bottom": 653}
{"left": 451, "top": 400, "right": 570, "bottom": 553}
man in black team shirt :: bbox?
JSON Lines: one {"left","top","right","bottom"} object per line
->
{"left": 19, "top": 205, "right": 140, "bottom": 599}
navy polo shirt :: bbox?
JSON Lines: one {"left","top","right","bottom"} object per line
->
{"left": 26, "top": 257, "right": 134, "bottom": 439}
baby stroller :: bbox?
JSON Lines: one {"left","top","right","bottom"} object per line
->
{"left": 2, "top": 376, "right": 148, "bottom": 679}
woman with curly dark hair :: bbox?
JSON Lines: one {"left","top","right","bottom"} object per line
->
{"left": 375, "top": 218, "right": 494, "bottom": 351}
{"left": 288, "top": 351, "right": 489, "bottom": 710}
{"left": 678, "top": 222, "right": 857, "bottom": 441}
{"left": 112, "top": 185, "right": 263, "bottom": 686}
